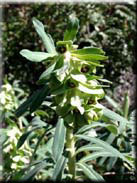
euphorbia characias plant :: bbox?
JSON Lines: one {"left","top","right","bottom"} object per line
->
{"left": 16, "top": 15, "right": 133, "bottom": 181}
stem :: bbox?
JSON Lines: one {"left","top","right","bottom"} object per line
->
{"left": 66, "top": 126, "right": 76, "bottom": 179}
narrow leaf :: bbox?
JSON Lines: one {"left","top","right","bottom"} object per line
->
{"left": 106, "top": 124, "right": 118, "bottom": 135}
{"left": 71, "top": 47, "right": 105, "bottom": 55}
{"left": 20, "top": 160, "right": 47, "bottom": 181}
{"left": 98, "top": 133, "right": 116, "bottom": 166}
{"left": 38, "top": 63, "right": 56, "bottom": 84}
{"left": 56, "top": 40, "right": 73, "bottom": 46}
{"left": 72, "top": 53, "right": 108, "bottom": 61}
{"left": 17, "top": 127, "right": 39, "bottom": 149}
{"left": 15, "top": 94, "right": 34, "bottom": 117}
{"left": 32, "top": 18, "right": 56, "bottom": 54}
{"left": 123, "top": 92, "right": 130, "bottom": 119}
{"left": 78, "top": 83, "right": 104, "bottom": 97}
{"left": 64, "top": 15, "right": 79, "bottom": 42}
{"left": 20, "top": 49, "right": 55, "bottom": 62}
{"left": 76, "top": 144, "right": 103, "bottom": 155}
{"left": 29, "top": 85, "right": 49, "bottom": 113}
{"left": 76, "top": 134, "right": 133, "bottom": 166}
{"left": 105, "top": 95, "right": 122, "bottom": 114}
{"left": 102, "top": 107, "right": 128, "bottom": 132}
{"left": 52, "top": 155, "right": 67, "bottom": 181}
{"left": 52, "top": 118, "right": 66, "bottom": 162}
{"left": 15, "top": 85, "right": 49, "bottom": 117}
{"left": 77, "top": 162, "right": 104, "bottom": 181}
{"left": 79, "top": 151, "right": 114, "bottom": 163}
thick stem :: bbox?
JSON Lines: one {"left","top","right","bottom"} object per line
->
{"left": 66, "top": 127, "right": 76, "bottom": 179}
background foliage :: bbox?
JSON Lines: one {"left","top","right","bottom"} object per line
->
{"left": 1, "top": 2, "right": 136, "bottom": 182}
{"left": 3, "top": 3, "right": 136, "bottom": 91}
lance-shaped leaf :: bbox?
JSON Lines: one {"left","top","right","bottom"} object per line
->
{"left": 102, "top": 107, "right": 128, "bottom": 133}
{"left": 56, "top": 40, "right": 73, "bottom": 46}
{"left": 72, "top": 53, "right": 108, "bottom": 61}
{"left": 20, "top": 160, "right": 47, "bottom": 181}
{"left": 17, "top": 127, "right": 39, "bottom": 149}
{"left": 20, "top": 49, "right": 55, "bottom": 62}
{"left": 78, "top": 83, "right": 104, "bottom": 98}
{"left": 71, "top": 73, "right": 87, "bottom": 84}
{"left": 76, "top": 135, "right": 133, "bottom": 167}
{"left": 71, "top": 47, "right": 105, "bottom": 55}
{"left": 15, "top": 85, "right": 49, "bottom": 117}
{"left": 64, "top": 15, "right": 79, "bottom": 42}
{"left": 32, "top": 18, "right": 56, "bottom": 54}
{"left": 77, "top": 162, "right": 104, "bottom": 181}
{"left": 38, "top": 55, "right": 64, "bottom": 84}
{"left": 52, "top": 155, "right": 67, "bottom": 181}
{"left": 52, "top": 118, "right": 66, "bottom": 162}
{"left": 38, "top": 63, "right": 56, "bottom": 84}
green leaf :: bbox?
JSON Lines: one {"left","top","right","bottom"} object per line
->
{"left": 29, "top": 85, "right": 49, "bottom": 113}
{"left": 52, "top": 118, "right": 66, "bottom": 162}
{"left": 79, "top": 151, "right": 115, "bottom": 163}
{"left": 52, "top": 155, "right": 67, "bottom": 181}
{"left": 106, "top": 124, "right": 118, "bottom": 135}
{"left": 77, "top": 162, "right": 104, "bottom": 181}
{"left": 123, "top": 92, "right": 130, "bottom": 119}
{"left": 72, "top": 53, "right": 108, "bottom": 61}
{"left": 71, "top": 73, "right": 87, "bottom": 84}
{"left": 20, "top": 160, "right": 47, "bottom": 181}
{"left": 98, "top": 134, "right": 116, "bottom": 166}
{"left": 34, "top": 110, "right": 49, "bottom": 117}
{"left": 76, "top": 134, "right": 133, "bottom": 166}
{"left": 78, "top": 83, "right": 104, "bottom": 97}
{"left": 98, "top": 78, "right": 112, "bottom": 84}
{"left": 76, "top": 144, "right": 103, "bottom": 155}
{"left": 70, "top": 95, "right": 84, "bottom": 115}
{"left": 38, "top": 63, "right": 56, "bottom": 84}
{"left": 74, "top": 58, "right": 104, "bottom": 67}
{"left": 17, "top": 127, "right": 38, "bottom": 149}
{"left": 15, "top": 94, "right": 35, "bottom": 117}
{"left": 31, "top": 116, "right": 47, "bottom": 128}
{"left": 76, "top": 122, "right": 118, "bottom": 135}
{"left": 20, "top": 49, "right": 56, "bottom": 62}
{"left": 107, "top": 157, "right": 118, "bottom": 171}
{"left": 105, "top": 95, "right": 122, "bottom": 114}
{"left": 102, "top": 107, "right": 128, "bottom": 133}
{"left": 64, "top": 15, "right": 79, "bottom": 42}
{"left": 71, "top": 47, "right": 105, "bottom": 55}
{"left": 32, "top": 18, "right": 56, "bottom": 54}
{"left": 87, "top": 75, "right": 102, "bottom": 80}
{"left": 38, "top": 55, "right": 63, "bottom": 84}
{"left": 51, "top": 84, "right": 70, "bottom": 95}
{"left": 56, "top": 40, "right": 73, "bottom": 46}
{"left": 15, "top": 85, "right": 49, "bottom": 117}
{"left": 29, "top": 130, "right": 47, "bottom": 166}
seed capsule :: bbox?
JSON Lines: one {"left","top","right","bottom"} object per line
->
{"left": 88, "top": 99, "right": 95, "bottom": 105}
{"left": 69, "top": 82, "right": 76, "bottom": 88}
{"left": 57, "top": 46, "right": 66, "bottom": 53}
{"left": 81, "top": 65, "right": 90, "bottom": 73}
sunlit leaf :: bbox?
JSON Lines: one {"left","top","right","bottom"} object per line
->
{"left": 71, "top": 47, "right": 105, "bottom": 55}
{"left": 32, "top": 18, "right": 56, "bottom": 54}
{"left": 20, "top": 49, "right": 55, "bottom": 62}
{"left": 64, "top": 15, "right": 79, "bottom": 42}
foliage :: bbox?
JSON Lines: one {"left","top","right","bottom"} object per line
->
{"left": 2, "top": 3, "right": 136, "bottom": 91}
{"left": 0, "top": 81, "right": 31, "bottom": 179}
{"left": 12, "top": 16, "right": 135, "bottom": 182}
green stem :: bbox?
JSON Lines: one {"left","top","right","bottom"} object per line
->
{"left": 66, "top": 126, "right": 76, "bottom": 179}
